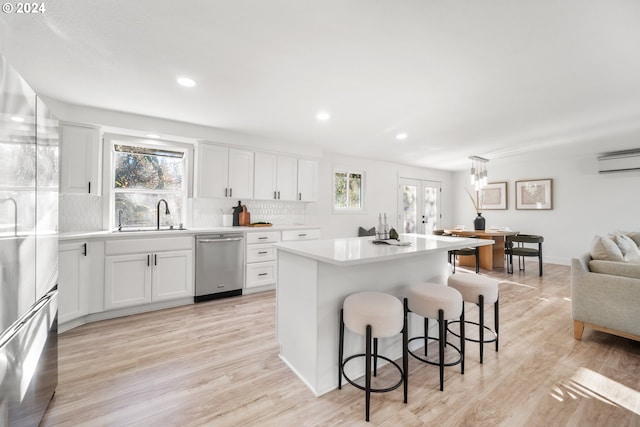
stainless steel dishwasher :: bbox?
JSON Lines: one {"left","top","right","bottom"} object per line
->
{"left": 195, "top": 234, "right": 244, "bottom": 302}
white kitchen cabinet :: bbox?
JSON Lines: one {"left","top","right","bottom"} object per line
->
{"left": 104, "top": 237, "right": 194, "bottom": 310}
{"left": 104, "top": 253, "right": 152, "bottom": 309}
{"left": 152, "top": 250, "right": 194, "bottom": 301}
{"left": 297, "top": 159, "right": 318, "bottom": 202}
{"left": 254, "top": 152, "right": 297, "bottom": 201}
{"left": 58, "top": 241, "right": 89, "bottom": 324}
{"left": 245, "top": 230, "right": 280, "bottom": 291}
{"left": 60, "top": 123, "right": 101, "bottom": 195}
{"left": 196, "top": 142, "right": 254, "bottom": 199}
{"left": 281, "top": 228, "right": 322, "bottom": 242}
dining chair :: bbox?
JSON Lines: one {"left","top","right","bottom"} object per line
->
{"left": 505, "top": 234, "right": 544, "bottom": 276}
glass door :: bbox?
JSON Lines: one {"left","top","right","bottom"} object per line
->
{"left": 398, "top": 178, "right": 441, "bottom": 234}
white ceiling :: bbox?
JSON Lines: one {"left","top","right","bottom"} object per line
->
{"left": 2, "top": 0, "right": 640, "bottom": 170}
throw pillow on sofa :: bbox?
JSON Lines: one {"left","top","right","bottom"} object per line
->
{"left": 612, "top": 234, "right": 640, "bottom": 262}
{"left": 590, "top": 235, "right": 624, "bottom": 262}
{"left": 626, "top": 231, "right": 640, "bottom": 247}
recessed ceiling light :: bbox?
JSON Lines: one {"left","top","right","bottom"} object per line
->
{"left": 177, "top": 76, "right": 196, "bottom": 87}
{"left": 146, "top": 133, "right": 160, "bottom": 139}
{"left": 316, "top": 111, "right": 330, "bottom": 121}
{"left": 11, "top": 116, "right": 24, "bottom": 123}
{"left": 396, "top": 133, "right": 408, "bottom": 140}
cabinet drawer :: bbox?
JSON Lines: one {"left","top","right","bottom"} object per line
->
{"left": 281, "top": 229, "right": 321, "bottom": 241}
{"left": 246, "top": 244, "right": 276, "bottom": 263}
{"left": 105, "top": 236, "right": 192, "bottom": 255}
{"left": 246, "top": 231, "right": 280, "bottom": 244}
{"left": 246, "top": 261, "right": 276, "bottom": 288}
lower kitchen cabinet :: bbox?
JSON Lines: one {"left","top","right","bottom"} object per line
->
{"left": 58, "top": 241, "right": 89, "bottom": 324}
{"left": 104, "top": 237, "right": 194, "bottom": 310}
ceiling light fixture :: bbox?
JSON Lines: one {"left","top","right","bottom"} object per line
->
{"left": 316, "top": 111, "right": 330, "bottom": 121}
{"left": 176, "top": 76, "right": 196, "bottom": 87}
{"left": 469, "top": 156, "right": 489, "bottom": 190}
{"left": 396, "top": 133, "right": 408, "bottom": 141}
{"left": 146, "top": 133, "right": 160, "bottom": 139}
{"left": 10, "top": 116, "right": 24, "bottom": 123}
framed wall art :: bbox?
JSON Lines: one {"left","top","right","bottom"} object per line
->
{"left": 515, "top": 178, "right": 553, "bottom": 210}
{"left": 479, "top": 181, "right": 507, "bottom": 210}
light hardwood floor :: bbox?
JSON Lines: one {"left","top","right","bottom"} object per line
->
{"left": 43, "top": 261, "right": 640, "bottom": 426}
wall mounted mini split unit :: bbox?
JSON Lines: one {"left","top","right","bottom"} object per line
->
{"left": 597, "top": 149, "right": 640, "bottom": 173}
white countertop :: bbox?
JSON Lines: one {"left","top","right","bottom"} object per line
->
{"left": 273, "top": 233, "right": 494, "bottom": 266}
{"left": 59, "top": 224, "right": 319, "bottom": 241}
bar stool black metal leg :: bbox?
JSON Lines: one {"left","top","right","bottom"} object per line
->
{"left": 438, "top": 309, "right": 445, "bottom": 391}
{"left": 338, "top": 309, "right": 344, "bottom": 389}
{"left": 365, "top": 325, "right": 372, "bottom": 422}
{"left": 403, "top": 305, "right": 408, "bottom": 404}
{"left": 475, "top": 248, "right": 479, "bottom": 273}
{"left": 373, "top": 338, "right": 378, "bottom": 377}
{"left": 424, "top": 318, "right": 429, "bottom": 357}
{"left": 495, "top": 299, "right": 499, "bottom": 352}
{"left": 479, "top": 294, "right": 485, "bottom": 364}
{"left": 460, "top": 306, "right": 465, "bottom": 374}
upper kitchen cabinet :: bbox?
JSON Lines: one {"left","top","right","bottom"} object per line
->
{"left": 196, "top": 142, "right": 254, "bottom": 199}
{"left": 60, "top": 122, "right": 101, "bottom": 195}
{"left": 254, "top": 152, "right": 298, "bottom": 201}
{"left": 297, "top": 159, "right": 318, "bottom": 202}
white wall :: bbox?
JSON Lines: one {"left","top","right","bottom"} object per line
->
{"left": 307, "top": 152, "right": 454, "bottom": 239}
{"left": 452, "top": 152, "right": 640, "bottom": 265}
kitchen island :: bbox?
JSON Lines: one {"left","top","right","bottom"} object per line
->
{"left": 274, "top": 233, "right": 493, "bottom": 396}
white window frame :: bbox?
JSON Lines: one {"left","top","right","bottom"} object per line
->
{"left": 332, "top": 166, "right": 366, "bottom": 214}
{"left": 102, "top": 134, "right": 193, "bottom": 230}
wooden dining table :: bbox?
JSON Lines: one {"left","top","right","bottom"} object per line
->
{"left": 443, "top": 229, "right": 519, "bottom": 270}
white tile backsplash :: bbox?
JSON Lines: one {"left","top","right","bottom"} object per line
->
{"left": 60, "top": 195, "right": 307, "bottom": 232}
{"left": 59, "top": 194, "right": 103, "bottom": 232}
{"left": 191, "top": 198, "right": 305, "bottom": 227}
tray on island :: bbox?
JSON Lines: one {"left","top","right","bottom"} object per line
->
{"left": 248, "top": 223, "right": 273, "bottom": 227}
{"left": 372, "top": 239, "right": 411, "bottom": 246}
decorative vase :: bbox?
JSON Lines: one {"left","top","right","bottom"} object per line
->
{"left": 473, "top": 213, "right": 486, "bottom": 231}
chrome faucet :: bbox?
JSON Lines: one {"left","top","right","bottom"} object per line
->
{"left": 1, "top": 197, "right": 18, "bottom": 236}
{"left": 157, "top": 199, "right": 171, "bottom": 230}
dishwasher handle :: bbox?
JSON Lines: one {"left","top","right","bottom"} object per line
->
{"left": 197, "top": 237, "right": 244, "bottom": 243}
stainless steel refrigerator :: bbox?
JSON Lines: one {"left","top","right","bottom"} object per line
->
{"left": 0, "top": 54, "right": 59, "bottom": 426}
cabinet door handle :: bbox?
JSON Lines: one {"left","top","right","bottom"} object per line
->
{"left": 82, "top": 243, "right": 87, "bottom": 256}
{"left": 299, "top": 192, "right": 301, "bottom": 201}
{"left": 274, "top": 191, "right": 277, "bottom": 200}
{"left": 225, "top": 188, "right": 228, "bottom": 197}
{"left": 277, "top": 191, "right": 280, "bottom": 199}
{"left": 88, "top": 181, "right": 91, "bottom": 194}
{"left": 154, "top": 254, "right": 157, "bottom": 266}
{"left": 147, "top": 254, "right": 150, "bottom": 266}
{"left": 230, "top": 188, "right": 233, "bottom": 197}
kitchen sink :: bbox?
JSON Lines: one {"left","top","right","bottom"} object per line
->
{"left": 114, "top": 226, "right": 187, "bottom": 233}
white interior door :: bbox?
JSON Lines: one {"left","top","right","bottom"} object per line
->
{"left": 398, "top": 178, "right": 441, "bottom": 234}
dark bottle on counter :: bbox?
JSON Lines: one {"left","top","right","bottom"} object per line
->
{"left": 232, "top": 201, "right": 242, "bottom": 226}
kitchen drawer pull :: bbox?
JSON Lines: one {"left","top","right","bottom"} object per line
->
{"left": 258, "top": 251, "right": 268, "bottom": 254}
{"left": 298, "top": 233, "right": 307, "bottom": 237}
{"left": 258, "top": 237, "right": 268, "bottom": 240}
{"left": 258, "top": 273, "right": 268, "bottom": 277}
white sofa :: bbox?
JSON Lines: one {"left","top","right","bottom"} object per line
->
{"left": 571, "top": 232, "right": 640, "bottom": 342}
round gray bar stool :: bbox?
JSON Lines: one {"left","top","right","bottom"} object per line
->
{"left": 447, "top": 273, "right": 499, "bottom": 363}
{"left": 338, "top": 291, "right": 408, "bottom": 422}
{"left": 404, "top": 283, "right": 464, "bottom": 391}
